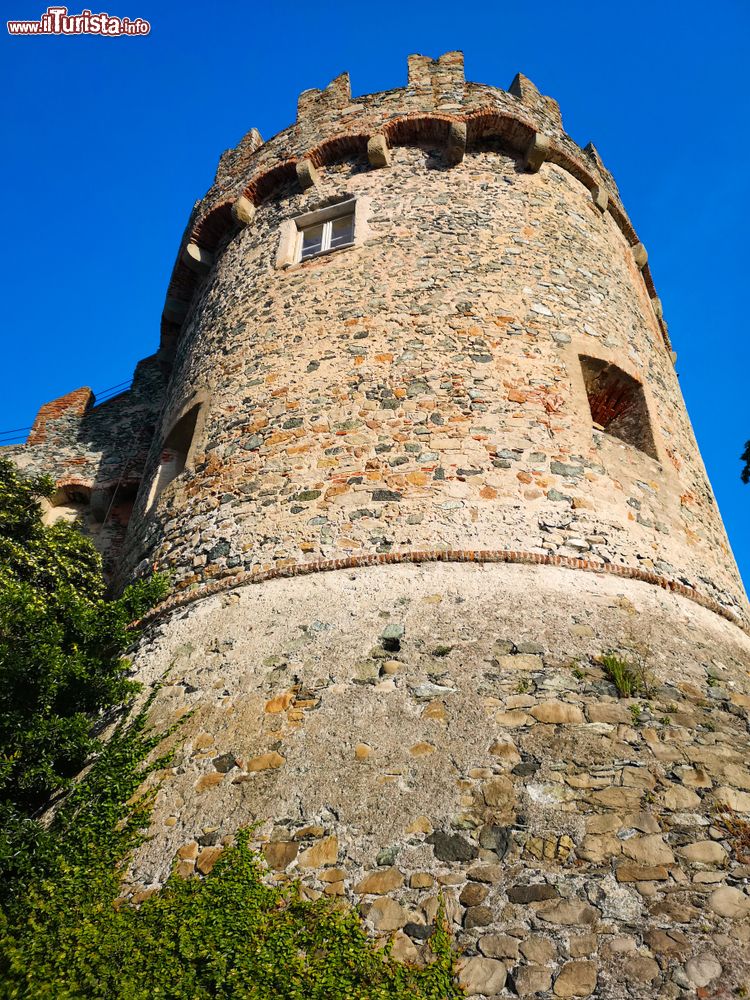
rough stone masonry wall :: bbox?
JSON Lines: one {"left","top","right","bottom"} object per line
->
{"left": 10, "top": 53, "right": 750, "bottom": 999}
{"left": 122, "top": 562, "right": 750, "bottom": 999}
{"left": 7, "top": 353, "right": 165, "bottom": 491}
{"left": 4, "top": 354, "right": 166, "bottom": 575}
{"left": 123, "top": 141, "right": 746, "bottom": 625}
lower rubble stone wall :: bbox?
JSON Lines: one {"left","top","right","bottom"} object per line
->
{"left": 122, "top": 561, "right": 750, "bottom": 998}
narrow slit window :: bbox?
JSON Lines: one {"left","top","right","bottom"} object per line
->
{"left": 148, "top": 404, "right": 201, "bottom": 508}
{"left": 579, "top": 356, "right": 657, "bottom": 459}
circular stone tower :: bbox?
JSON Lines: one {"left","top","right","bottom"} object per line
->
{"left": 113, "top": 53, "right": 750, "bottom": 996}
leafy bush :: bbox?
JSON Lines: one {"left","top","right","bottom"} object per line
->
{"left": 0, "top": 457, "right": 166, "bottom": 901}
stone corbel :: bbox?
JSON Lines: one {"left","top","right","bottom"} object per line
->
{"left": 163, "top": 297, "right": 189, "bottom": 324}
{"left": 296, "top": 159, "right": 320, "bottom": 190}
{"left": 591, "top": 185, "right": 608, "bottom": 213}
{"left": 445, "top": 121, "right": 467, "bottom": 165}
{"left": 232, "top": 196, "right": 256, "bottom": 225}
{"left": 524, "top": 132, "right": 550, "bottom": 173}
{"left": 182, "top": 243, "right": 214, "bottom": 276}
{"left": 631, "top": 243, "right": 648, "bottom": 270}
{"left": 367, "top": 134, "right": 391, "bottom": 168}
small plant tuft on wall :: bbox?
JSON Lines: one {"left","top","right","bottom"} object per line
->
{"left": 599, "top": 652, "right": 651, "bottom": 698}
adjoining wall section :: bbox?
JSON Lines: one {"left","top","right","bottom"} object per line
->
{"left": 124, "top": 562, "right": 750, "bottom": 996}
{"left": 5, "top": 354, "right": 166, "bottom": 576}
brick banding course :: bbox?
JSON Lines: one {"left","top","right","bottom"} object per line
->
{"left": 137, "top": 549, "right": 748, "bottom": 635}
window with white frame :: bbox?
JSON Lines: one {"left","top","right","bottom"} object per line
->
{"left": 295, "top": 200, "right": 355, "bottom": 262}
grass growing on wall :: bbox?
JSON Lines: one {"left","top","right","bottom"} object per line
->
{"left": 599, "top": 651, "right": 651, "bottom": 698}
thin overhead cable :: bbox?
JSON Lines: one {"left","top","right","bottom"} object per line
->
{"left": 0, "top": 375, "right": 135, "bottom": 441}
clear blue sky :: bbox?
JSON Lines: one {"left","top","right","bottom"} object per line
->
{"left": 2, "top": 0, "right": 748, "bottom": 589}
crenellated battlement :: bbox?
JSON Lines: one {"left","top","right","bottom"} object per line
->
{"left": 406, "top": 50, "right": 465, "bottom": 107}
{"left": 297, "top": 71, "right": 353, "bottom": 120}
{"left": 159, "top": 53, "right": 668, "bottom": 364}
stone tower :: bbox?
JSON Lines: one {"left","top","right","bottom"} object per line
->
{"left": 8, "top": 53, "right": 750, "bottom": 997}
